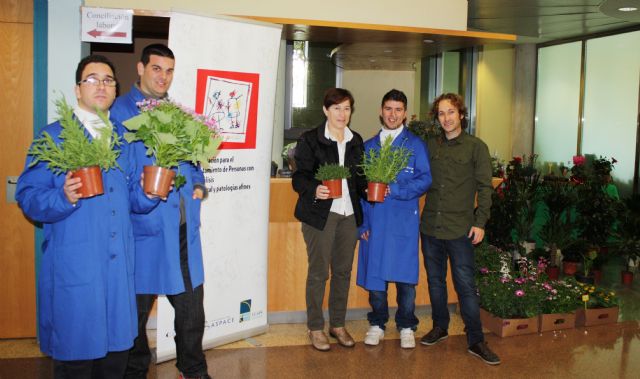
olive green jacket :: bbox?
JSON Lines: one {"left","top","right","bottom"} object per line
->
{"left": 420, "top": 131, "right": 492, "bottom": 239}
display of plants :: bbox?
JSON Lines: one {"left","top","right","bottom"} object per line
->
{"left": 577, "top": 283, "right": 619, "bottom": 309}
{"left": 539, "top": 278, "right": 583, "bottom": 314}
{"left": 314, "top": 163, "right": 351, "bottom": 181}
{"left": 360, "top": 136, "right": 411, "bottom": 202}
{"left": 123, "top": 98, "right": 222, "bottom": 190}
{"left": 476, "top": 272, "right": 545, "bottom": 319}
{"left": 613, "top": 196, "right": 640, "bottom": 282}
{"left": 28, "top": 97, "right": 121, "bottom": 174}
{"left": 538, "top": 179, "right": 576, "bottom": 267}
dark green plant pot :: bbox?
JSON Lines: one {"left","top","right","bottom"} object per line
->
{"left": 575, "top": 273, "right": 595, "bottom": 284}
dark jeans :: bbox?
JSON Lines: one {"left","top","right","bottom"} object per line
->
{"left": 368, "top": 282, "right": 418, "bottom": 331}
{"left": 125, "top": 223, "right": 207, "bottom": 378}
{"left": 421, "top": 234, "right": 484, "bottom": 347}
{"left": 302, "top": 212, "right": 358, "bottom": 330}
{"left": 54, "top": 350, "right": 129, "bottom": 379}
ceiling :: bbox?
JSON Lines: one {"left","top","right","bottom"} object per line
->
{"left": 468, "top": 0, "right": 640, "bottom": 44}
{"left": 281, "top": 0, "right": 640, "bottom": 70}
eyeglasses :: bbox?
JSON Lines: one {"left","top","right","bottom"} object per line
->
{"left": 78, "top": 77, "right": 117, "bottom": 87}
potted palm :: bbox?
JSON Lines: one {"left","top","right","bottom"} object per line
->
{"left": 314, "top": 163, "right": 351, "bottom": 199}
{"left": 123, "top": 99, "right": 222, "bottom": 197}
{"left": 27, "top": 97, "right": 121, "bottom": 198}
{"left": 360, "top": 136, "right": 411, "bottom": 202}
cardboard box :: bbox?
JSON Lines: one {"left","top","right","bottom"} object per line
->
{"left": 538, "top": 312, "right": 576, "bottom": 332}
{"left": 575, "top": 307, "right": 619, "bottom": 327}
{"left": 480, "top": 308, "right": 538, "bottom": 337}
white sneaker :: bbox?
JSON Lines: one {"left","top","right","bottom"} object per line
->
{"left": 400, "top": 328, "right": 416, "bottom": 349}
{"left": 364, "top": 325, "right": 385, "bottom": 346}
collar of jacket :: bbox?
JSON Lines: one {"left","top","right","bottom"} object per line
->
{"left": 373, "top": 126, "right": 410, "bottom": 147}
{"left": 315, "top": 121, "right": 354, "bottom": 146}
{"left": 438, "top": 129, "right": 468, "bottom": 145}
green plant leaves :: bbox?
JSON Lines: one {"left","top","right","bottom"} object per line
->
{"left": 361, "top": 136, "right": 411, "bottom": 184}
{"left": 28, "top": 97, "right": 121, "bottom": 174}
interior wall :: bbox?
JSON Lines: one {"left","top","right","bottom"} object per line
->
{"left": 341, "top": 70, "right": 416, "bottom": 141}
{"left": 476, "top": 44, "right": 515, "bottom": 161}
{"left": 512, "top": 44, "right": 536, "bottom": 158}
{"left": 0, "top": 0, "right": 36, "bottom": 338}
{"left": 84, "top": 0, "right": 468, "bottom": 31}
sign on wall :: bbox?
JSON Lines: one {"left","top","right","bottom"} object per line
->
{"left": 80, "top": 7, "right": 132, "bottom": 44}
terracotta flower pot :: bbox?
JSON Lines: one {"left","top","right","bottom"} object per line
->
{"left": 621, "top": 270, "right": 634, "bottom": 286}
{"left": 143, "top": 165, "right": 175, "bottom": 198}
{"left": 322, "top": 179, "right": 342, "bottom": 199}
{"left": 563, "top": 261, "right": 579, "bottom": 276}
{"left": 71, "top": 166, "right": 104, "bottom": 198}
{"left": 367, "top": 182, "right": 387, "bottom": 202}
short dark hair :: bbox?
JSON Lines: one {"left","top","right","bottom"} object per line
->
{"left": 381, "top": 89, "right": 407, "bottom": 108}
{"left": 323, "top": 88, "right": 354, "bottom": 110}
{"left": 75, "top": 55, "right": 116, "bottom": 84}
{"left": 430, "top": 93, "right": 468, "bottom": 129}
{"left": 140, "top": 44, "right": 175, "bottom": 66}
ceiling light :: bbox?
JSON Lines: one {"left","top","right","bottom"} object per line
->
{"left": 618, "top": 7, "right": 637, "bottom": 11}
{"left": 423, "top": 39, "right": 434, "bottom": 44}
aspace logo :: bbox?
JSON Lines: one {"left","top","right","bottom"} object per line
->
{"left": 240, "top": 299, "right": 252, "bottom": 322}
{"left": 239, "top": 299, "right": 264, "bottom": 323}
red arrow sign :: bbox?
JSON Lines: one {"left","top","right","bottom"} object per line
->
{"left": 87, "top": 29, "right": 127, "bottom": 38}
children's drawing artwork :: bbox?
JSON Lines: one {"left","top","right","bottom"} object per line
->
{"left": 196, "top": 69, "right": 260, "bottom": 149}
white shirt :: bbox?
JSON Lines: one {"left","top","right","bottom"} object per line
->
{"left": 73, "top": 107, "right": 111, "bottom": 140}
{"left": 324, "top": 123, "right": 354, "bottom": 217}
{"left": 379, "top": 124, "right": 404, "bottom": 144}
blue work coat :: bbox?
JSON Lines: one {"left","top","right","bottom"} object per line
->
{"left": 356, "top": 128, "right": 432, "bottom": 291}
{"left": 111, "top": 87, "right": 206, "bottom": 295}
{"left": 16, "top": 119, "right": 158, "bottom": 361}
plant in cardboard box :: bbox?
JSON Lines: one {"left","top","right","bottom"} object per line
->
{"left": 540, "top": 278, "right": 583, "bottom": 315}
{"left": 576, "top": 283, "right": 620, "bottom": 326}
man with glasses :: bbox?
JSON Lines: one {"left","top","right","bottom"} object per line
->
{"left": 16, "top": 55, "right": 158, "bottom": 378}
{"left": 111, "top": 44, "right": 210, "bottom": 379}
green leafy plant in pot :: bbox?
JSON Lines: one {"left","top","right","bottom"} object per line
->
{"left": 360, "top": 136, "right": 411, "bottom": 202}
{"left": 27, "top": 97, "right": 121, "bottom": 198}
{"left": 314, "top": 163, "right": 351, "bottom": 199}
{"left": 613, "top": 196, "right": 640, "bottom": 285}
{"left": 123, "top": 99, "right": 222, "bottom": 197}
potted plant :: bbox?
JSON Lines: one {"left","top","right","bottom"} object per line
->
{"left": 123, "top": 99, "right": 222, "bottom": 197}
{"left": 538, "top": 277, "right": 582, "bottom": 332}
{"left": 538, "top": 177, "right": 576, "bottom": 278}
{"left": 475, "top": 245, "right": 544, "bottom": 337}
{"left": 613, "top": 197, "right": 640, "bottom": 285}
{"left": 360, "top": 136, "right": 411, "bottom": 202}
{"left": 314, "top": 163, "right": 351, "bottom": 199}
{"left": 561, "top": 240, "right": 588, "bottom": 276}
{"left": 576, "top": 248, "right": 598, "bottom": 284}
{"left": 27, "top": 97, "right": 121, "bottom": 198}
{"left": 576, "top": 283, "right": 620, "bottom": 326}
{"left": 280, "top": 142, "right": 297, "bottom": 177}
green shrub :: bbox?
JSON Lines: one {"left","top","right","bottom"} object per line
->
{"left": 314, "top": 163, "right": 351, "bottom": 181}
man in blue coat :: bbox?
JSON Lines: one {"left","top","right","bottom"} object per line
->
{"left": 357, "top": 89, "right": 431, "bottom": 349}
{"left": 16, "top": 55, "right": 159, "bottom": 378}
{"left": 110, "top": 44, "right": 210, "bottom": 379}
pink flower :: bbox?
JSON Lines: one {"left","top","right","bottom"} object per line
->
{"left": 515, "top": 277, "right": 526, "bottom": 285}
{"left": 573, "top": 155, "right": 586, "bottom": 166}
{"left": 515, "top": 289, "right": 525, "bottom": 297}
{"left": 480, "top": 267, "right": 489, "bottom": 274}
{"left": 500, "top": 277, "right": 510, "bottom": 283}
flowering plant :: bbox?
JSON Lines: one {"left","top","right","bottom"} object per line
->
{"left": 476, "top": 273, "right": 545, "bottom": 318}
{"left": 540, "top": 278, "right": 582, "bottom": 314}
{"left": 123, "top": 99, "right": 222, "bottom": 188}
{"left": 577, "top": 283, "right": 619, "bottom": 309}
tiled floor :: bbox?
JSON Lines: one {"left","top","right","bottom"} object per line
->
{"left": 2, "top": 262, "right": 640, "bottom": 378}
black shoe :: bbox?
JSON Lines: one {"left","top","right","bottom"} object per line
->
{"left": 467, "top": 342, "right": 501, "bottom": 365}
{"left": 420, "top": 327, "right": 448, "bottom": 346}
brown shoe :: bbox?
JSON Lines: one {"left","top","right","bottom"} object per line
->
{"left": 308, "top": 330, "right": 330, "bottom": 351}
{"left": 329, "top": 327, "right": 355, "bottom": 347}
